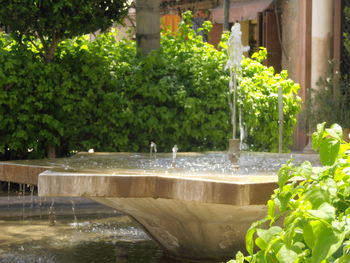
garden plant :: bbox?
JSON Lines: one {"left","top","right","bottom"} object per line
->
{"left": 229, "top": 123, "right": 350, "bottom": 263}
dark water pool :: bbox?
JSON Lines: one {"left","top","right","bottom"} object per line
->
{"left": 0, "top": 197, "right": 213, "bottom": 263}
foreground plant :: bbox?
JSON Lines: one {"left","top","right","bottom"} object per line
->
{"left": 229, "top": 123, "right": 350, "bottom": 262}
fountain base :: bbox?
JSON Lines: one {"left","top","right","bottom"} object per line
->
{"left": 90, "top": 197, "right": 266, "bottom": 261}
{"left": 37, "top": 169, "right": 279, "bottom": 261}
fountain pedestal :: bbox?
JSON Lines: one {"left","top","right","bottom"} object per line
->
{"left": 37, "top": 170, "right": 278, "bottom": 261}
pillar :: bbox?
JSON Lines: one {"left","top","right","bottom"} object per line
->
{"left": 136, "top": 0, "right": 160, "bottom": 55}
{"left": 311, "top": 0, "right": 334, "bottom": 90}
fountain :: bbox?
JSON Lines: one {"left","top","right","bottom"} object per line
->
{"left": 0, "top": 151, "right": 319, "bottom": 261}
{"left": 0, "top": 24, "right": 314, "bottom": 262}
{"left": 226, "top": 23, "right": 250, "bottom": 163}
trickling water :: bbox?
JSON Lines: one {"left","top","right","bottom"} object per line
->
{"left": 30, "top": 185, "right": 34, "bottom": 209}
{"left": 38, "top": 196, "right": 42, "bottom": 219}
{"left": 70, "top": 198, "right": 78, "bottom": 226}
{"left": 21, "top": 184, "right": 25, "bottom": 220}
{"left": 7, "top": 181, "right": 10, "bottom": 208}
{"left": 49, "top": 199, "right": 56, "bottom": 226}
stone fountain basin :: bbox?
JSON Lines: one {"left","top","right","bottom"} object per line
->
{"left": 0, "top": 152, "right": 317, "bottom": 261}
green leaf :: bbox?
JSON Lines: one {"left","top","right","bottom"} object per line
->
{"left": 310, "top": 221, "right": 344, "bottom": 263}
{"left": 312, "top": 122, "right": 326, "bottom": 151}
{"left": 267, "top": 200, "right": 275, "bottom": 220}
{"left": 276, "top": 245, "right": 298, "bottom": 263}
{"left": 325, "top": 123, "right": 343, "bottom": 141}
{"left": 334, "top": 254, "right": 350, "bottom": 263}
{"left": 303, "top": 187, "right": 329, "bottom": 209}
{"left": 246, "top": 226, "right": 257, "bottom": 255}
{"left": 319, "top": 137, "right": 340, "bottom": 166}
{"left": 295, "top": 161, "right": 313, "bottom": 179}
{"left": 307, "top": 202, "right": 335, "bottom": 220}
{"left": 303, "top": 222, "right": 315, "bottom": 249}
{"left": 256, "top": 226, "right": 283, "bottom": 244}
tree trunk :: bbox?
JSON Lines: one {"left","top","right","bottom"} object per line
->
{"left": 47, "top": 145, "right": 56, "bottom": 159}
{"left": 136, "top": 0, "right": 160, "bottom": 55}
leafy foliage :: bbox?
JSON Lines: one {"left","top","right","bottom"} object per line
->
{"left": 0, "top": 0, "right": 129, "bottom": 61}
{"left": 0, "top": 21, "right": 230, "bottom": 159}
{"left": 239, "top": 47, "right": 301, "bottom": 152}
{"left": 229, "top": 123, "right": 350, "bottom": 263}
{"left": 0, "top": 12, "right": 302, "bottom": 159}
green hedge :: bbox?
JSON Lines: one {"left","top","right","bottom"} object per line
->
{"left": 239, "top": 48, "right": 301, "bottom": 152}
{"left": 0, "top": 15, "right": 301, "bottom": 159}
{"left": 0, "top": 24, "right": 230, "bottom": 159}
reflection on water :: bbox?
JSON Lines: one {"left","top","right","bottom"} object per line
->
{"left": 0, "top": 215, "right": 204, "bottom": 263}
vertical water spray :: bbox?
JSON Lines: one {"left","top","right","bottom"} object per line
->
{"left": 172, "top": 145, "right": 178, "bottom": 168}
{"left": 226, "top": 23, "right": 249, "bottom": 162}
{"left": 150, "top": 141, "right": 157, "bottom": 158}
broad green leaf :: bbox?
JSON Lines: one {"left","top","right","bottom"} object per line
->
{"left": 309, "top": 220, "right": 344, "bottom": 263}
{"left": 256, "top": 226, "right": 283, "bottom": 244}
{"left": 246, "top": 226, "right": 257, "bottom": 255}
{"left": 307, "top": 202, "right": 335, "bottom": 220}
{"left": 296, "top": 161, "right": 313, "bottom": 179}
{"left": 303, "top": 222, "right": 315, "bottom": 249}
{"left": 319, "top": 137, "right": 340, "bottom": 166}
{"left": 312, "top": 122, "right": 326, "bottom": 151}
{"left": 334, "top": 254, "right": 350, "bottom": 263}
{"left": 233, "top": 251, "right": 245, "bottom": 263}
{"left": 267, "top": 200, "right": 276, "bottom": 220}
{"left": 276, "top": 245, "right": 298, "bottom": 263}
{"left": 325, "top": 123, "right": 343, "bottom": 141}
{"left": 255, "top": 237, "right": 267, "bottom": 250}
{"left": 303, "top": 187, "right": 329, "bottom": 209}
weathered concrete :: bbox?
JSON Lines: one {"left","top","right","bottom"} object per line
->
{"left": 0, "top": 162, "right": 52, "bottom": 185}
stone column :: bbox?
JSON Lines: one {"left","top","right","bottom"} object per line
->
{"left": 281, "top": 0, "right": 311, "bottom": 150}
{"left": 311, "top": 0, "right": 334, "bottom": 89}
{"left": 136, "top": 0, "right": 160, "bottom": 56}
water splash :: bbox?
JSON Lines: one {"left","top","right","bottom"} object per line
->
{"left": 150, "top": 142, "right": 157, "bottom": 158}
{"left": 171, "top": 145, "right": 178, "bottom": 168}
{"left": 225, "top": 23, "right": 250, "bottom": 140}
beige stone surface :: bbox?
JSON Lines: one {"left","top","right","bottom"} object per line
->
{"left": 0, "top": 162, "right": 51, "bottom": 185}
{"left": 91, "top": 197, "right": 266, "bottom": 260}
{"left": 36, "top": 170, "right": 281, "bottom": 260}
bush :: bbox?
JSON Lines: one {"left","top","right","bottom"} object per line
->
{"left": 0, "top": 13, "right": 302, "bottom": 159}
{"left": 0, "top": 21, "right": 230, "bottom": 158}
{"left": 239, "top": 47, "right": 301, "bottom": 152}
{"left": 229, "top": 123, "right": 350, "bottom": 263}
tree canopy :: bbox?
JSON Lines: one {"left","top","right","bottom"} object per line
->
{"left": 0, "top": 0, "right": 130, "bottom": 61}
